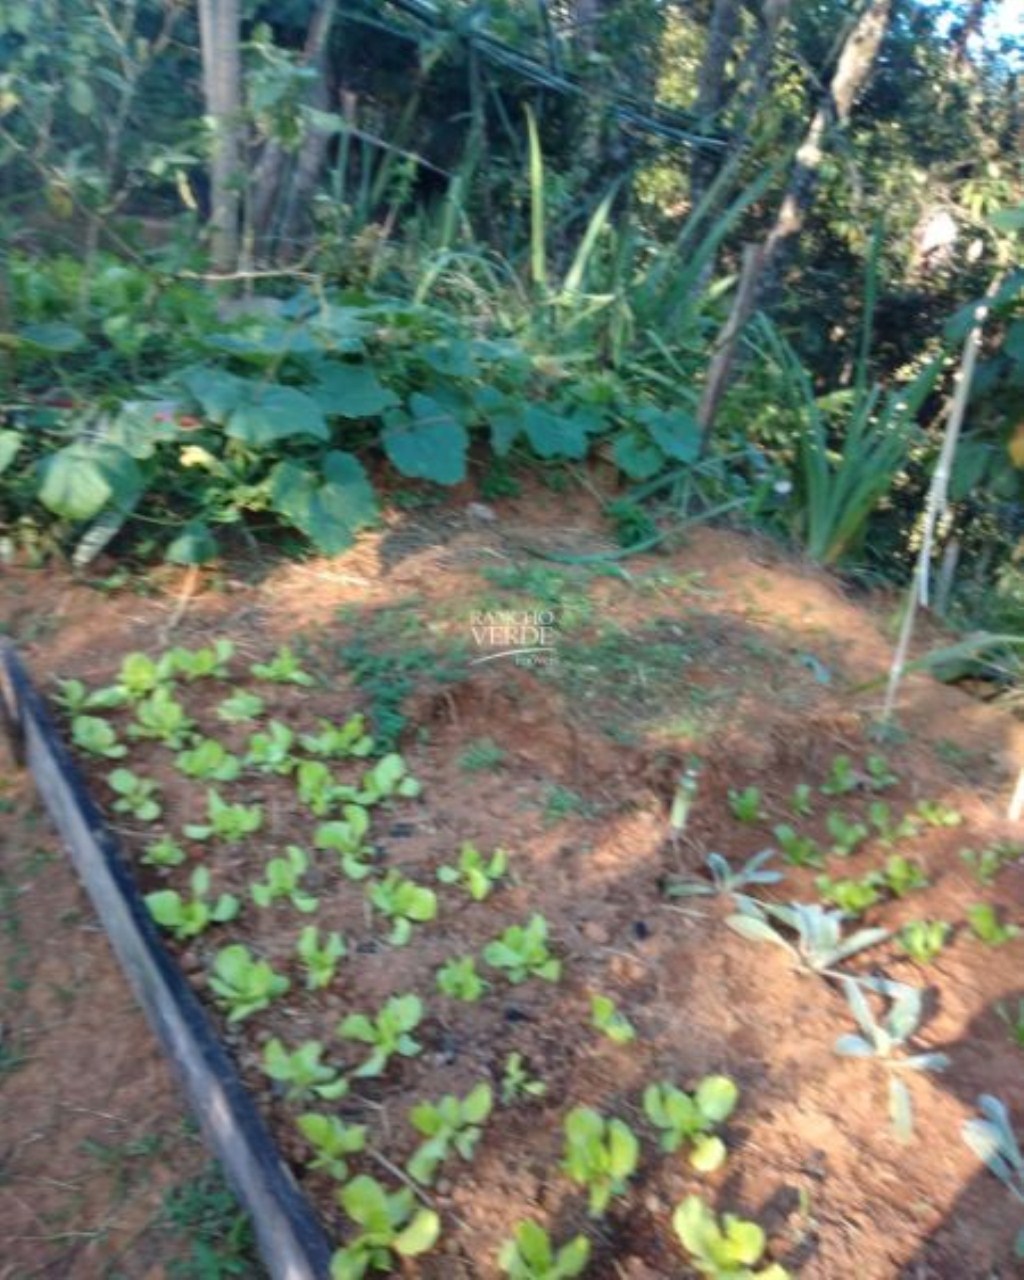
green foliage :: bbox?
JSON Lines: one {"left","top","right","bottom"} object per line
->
{"left": 141, "top": 835, "right": 187, "bottom": 868}
{"left": 483, "top": 915, "right": 561, "bottom": 983}
{"left": 330, "top": 1175, "right": 440, "bottom": 1280}
{"left": 116, "top": 652, "right": 171, "bottom": 701}
{"left": 458, "top": 738, "right": 507, "bottom": 772}
{"left": 296, "top": 925, "right": 347, "bottom": 991}
{"left": 338, "top": 994, "right": 424, "bottom": 1078}
{"left": 961, "top": 842, "right": 1020, "bottom": 886}
{"left": 251, "top": 845, "right": 318, "bottom": 913}
{"left": 867, "top": 802, "right": 919, "bottom": 847}
{"left": 296, "top": 1114, "right": 367, "bottom": 1182}
{"left": 897, "top": 921, "right": 951, "bottom": 965}
{"left": 590, "top": 994, "right": 636, "bottom": 1045}
{"left": 672, "top": 1195, "right": 789, "bottom": 1279}
{"left": 250, "top": 646, "right": 315, "bottom": 687}
{"left": 643, "top": 1076, "right": 738, "bottom": 1170}
{"left": 209, "top": 944, "right": 290, "bottom": 1023}
{"left": 217, "top": 690, "right": 266, "bottom": 724}
{"left": 367, "top": 871, "right": 438, "bottom": 946}
{"left": 865, "top": 755, "right": 898, "bottom": 790}
{"left": 162, "top": 640, "right": 234, "bottom": 681}
{"left": 262, "top": 1038, "right": 348, "bottom": 1103}
{"left": 825, "top": 812, "right": 869, "bottom": 857}
{"left": 406, "top": 1083, "right": 493, "bottom": 1185}
{"left": 295, "top": 760, "right": 342, "bottom": 816}
{"left": 72, "top": 714, "right": 127, "bottom": 759}
{"left": 815, "top": 874, "right": 882, "bottom": 917}
{"left": 55, "top": 678, "right": 126, "bottom": 715}
{"left": 772, "top": 825, "right": 824, "bottom": 868}
{"left": 821, "top": 756, "right": 859, "bottom": 796}
{"left": 727, "top": 901, "right": 888, "bottom": 977}
{"left": 358, "top": 753, "right": 422, "bottom": 804}
{"left": 498, "top": 1222, "right": 590, "bottom": 1279}
{"left": 245, "top": 721, "right": 297, "bottom": 775}
{"left": 967, "top": 904, "right": 1020, "bottom": 947}
{"left": 300, "top": 715, "right": 374, "bottom": 759}
{"left": 314, "top": 806, "right": 374, "bottom": 879}
{"left": 437, "top": 843, "right": 509, "bottom": 901}
{"left": 728, "top": 786, "right": 766, "bottom": 823}
{"left": 666, "top": 849, "right": 782, "bottom": 900}
{"left": 998, "top": 1002, "right": 1024, "bottom": 1052}
{"left": 790, "top": 784, "right": 814, "bottom": 818}
{"left": 145, "top": 867, "right": 239, "bottom": 941}
{"left": 176, "top": 738, "right": 241, "bottom": 783}
{"left": 961, "top": 1096, "right": 1024, "bottom": 1259}
{"left": 107, "top": 767, "right": 161, "bottom": 821}
{"left": 129, "top": 687, "right": 195, "bottom": 748}
{"left": 500, "top": 1053, "right": 546, "bottom": 1106}
{"left": 562, "top": 1106, "right": 639, "bottom": 1217}
{"left": 436, "top": 955, "right": 487, "bottom": 1002}
{"left": 881, "top": 855, "right": 928, "bottom": 897}
{"left": 184, "top": 791, "right": 263, "bottom": 843}
{"left": 914, "top": 800, "right": 963, "bottom": 828}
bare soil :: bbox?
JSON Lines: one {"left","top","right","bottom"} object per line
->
{"left": 2, "top": 479, "right": 1023, "bottom": 1279}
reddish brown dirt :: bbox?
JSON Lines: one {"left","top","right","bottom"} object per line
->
{"left": 2, "top": 481, "right": 1023, "bottom": 1279}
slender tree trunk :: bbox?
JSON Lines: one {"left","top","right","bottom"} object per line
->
{"left": 689, "top": 0, "right": 742, "bottom": 213}
{"left": 197, "top": 0, "right": 242, "bottom": 271}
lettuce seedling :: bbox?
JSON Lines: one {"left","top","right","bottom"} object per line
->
{"left": 107, "top": 768, "right": 162, "bottom": 821}
{"left": 643, "top": 1076, "right": 738, "bottom": 1171}
{"left": 825, "top": 812, "right": 869, "bottom": 856}
{"left": 867, "top": 801, "right": 919, "bottom": 847}
{"left": 961, "top": 842, "right": 1021, "bottom": 886}
{"left": 296, "top": 760, "right": 344, "bottom": 816}
{"left": 184, "top": 790, "right": 263, "bottom": 843}
{"left": 368, "top": 871, "right": 437, "bottom": 946}
{"left": 141, "top": 835, "right": 187, "bottom": 867}
{"left": 300, "top": 715, "right": 374, "bottom": 759}
{"left": 250, "top": 646, "right": 315, "bottom": 686}
{"left": 501, "top": 1053, "right": 546, "bottom": 1105}
{"left": 72, "top": 715, "right": 127, "bottom": 759}
{"left": 962, "top": 1095, "right": 1024, "bottom": 1258}
{"left": 897, "top": 920, "right": 951, "bottom": 964}
{"left": 175, "top": 738, "right": 241, "bottom": 783}
{"left": 498, "top": 1221, "right": 590, "bottom": 1280}
{"left": 483, "top": 915, "right": 561, "bottom": 983}
{"left": 145, "top": 866, "right": 239, "bottom": 940}
{"left": 296, "top": 1113, "right": 367, "bottom": 1181}
{"left": 881, "top": 854, "right": 928, "bottom": 897}
{"left": 967, "top": 903, "right": 1020, "bottom": 946}
{"left": 728, "top": 786, "right": 766, "bottom": 823}
{"left": 330, "top": 1175, "right": 440, "bottom": 1279}
{"left": 814, "top": 874, "right": 881, "bottom": 917}
{"left": 865, "top": 754, "right": 898, "bottom": 789}
{"left": 666, "top": 850, "right": 782, "bottom": 902}
{"left": 115, "top": 651, "right": 171, "bottom": 700}
{"left": 727, "top": 901, "right": 887, "bottom": 978}
{"left": 128, "top": 687, "right": 195, "bottom": 748}
{"left": 251, "top": 845, "right": 318, "bottom": 913}
{"left": 315, "top": 806, "right": 374, "bottom": 879}
{"left": 672, "top": 1195, "right": 789, "bottom": 1279}
{"left": 358, "top": 753, "right": 422, "bottom": 804}
{"left": 245, "top": 720, "right": 297, "bottom": 775}
{"left": 262, "top": 1038, "right": 348, "bottom": 1102}
{"left": 562, "top": 1106, "right": 639, "bottom": 1217}
{"left": 772, "top": 825, "right": 823, "bottom": 869}
{"left": 821, "top": 755, "right": 858, "bottom": 796}
{"left": 914, "top": 799, "right": 962, "bottom": 827}
{"left": 161, "top": 639, "right": 234, "bottom": 681}
{"left": 835, "top": 978, "right": 949, "bottom": 1141}
{"left": 436, "top": 955, "right": 487, "bottom": 1002}
{"left": 790, "top": 784, "right": 813, "bottom": 818}
{"left": 338, "top": 994, "right": 424, "bottom": 1078}
{"left": 406, "top": 1082, "right": 493, "bottom": 1185}
{"left": 55, "top": 678, "right": 126, "bottom": 714}
{"left": 437, "top": 843, "right": 509, "bottom": 902}
{"left": 296, "top": 925, "right": 347, "bottom": 990}
{"left": 216, "top": 690, "right": 265, "bottom": 723}
{"left": 590, "top": 994, "right": 636, "bottom": 1045}
{"left": 209, "top": 944, "right": 289, "bottom": 1022}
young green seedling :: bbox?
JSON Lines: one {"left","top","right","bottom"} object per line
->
{"left": 868, "top": 801, "right": 919, "bottom": 847}
{"left": 826, "top": 812, "right": 869, "bottom": 857}
{"left": 262, "top": 1038, "right": 348, "bottom": 1102}
{"left": 772, "top": 825, "right": 824, "bottom": 869}
{"left": 562, "top": 1106, "right": 639, "bottom": 1217}
{"left": 357, "top": 753, "right": 422, "bottom": 804}
{"left": 790, "top": 783, "right": 814, "bottom": 818}
{"left": 184, "top": 790, "right": 263, "bottom": 843}
{"left": 914, "top": 799, "right": 962, "bottom": 828}
{"left": 145, "top": 866, "right": 239, "bottom": 940}
{"left": 245, "top": 720, "right": 297, "bottom": 775}
{"left": 436, "top": 955, "right": 488, "bottom": 1002}
{"left": 483, "top": 915, "right": 561, "bottom": 983}
{"left": 501, "top": 1053, "right": 546, "bottom": 1105}
{"left": 962, "top": 1095, "right": 1024, "bottom": 1258}
{"left": 961, "top": 842, "right": 1021, "bottom": 886}
{"left": 296, "top": 1113, "right": 367, "bottom": 1181}
{"left": 666, "top": 850, "right": 782, "bottom": 903}
{"left": 141, "top": 835, "right": 187, "bottom": 867}
{"left": 834, "top": 978, "right": 949, "bottom": 1141}
{"left": 967, "top": 903, "right": 1020, "bottom": 946}
{"left": 881, "top": 854, "right": 928, "bottom": 897}
{"left": 175, "top": 737, "right": 241, "bottom": 783}
{"left": 727, "top": 901, "right": 888, "bottom": 979}
{"left": 458, "top": 738, "right": 506, "bottom": 772}
{"left": 296, "top": 925, "right": 347, "bottom": 990}
{"left": 55, "top": 678, "right": 125, "bottom": 714}
{"left": 367, "top": 871, "right": 438, "bottom": 946}
{"left": 296, "top": 760, "right": 349, "bottom": 817}
{"left": 643, "top": 1076, "right": 738, "bottom": 1171}
{"left": 897, "top": 920, "right": 951, "bottom": 964}
{"left": 865, "top": 754, "right": 898, "bottom": 790}
{"left": 590, "top": 994, "right": 636, "bottom": 1045}
{"left": 673, "top": 1195, "right": 789, "bottom": 1279}
{"left": 338, "top": 994, "right": 424, "bottom": 1078}
{"left": 107, "top": 768, "right": 162, "bottom": 821}
{"left": 498, "top": 1221, "right": 590, "bottom": 1280}
{"left": 329, "top": 1175, "right": 440, "bottom": 1279}
{"left": 72, "top": 715, "right": 127, "bottom": 759}
{"left": 209, "top": 944, "right": 289, "bottom": 1022}
{"left": 821, "top": 755, "right": 858, "bottom": 796}
{"left": 251, "top": 845, "right": 318, "bottom": 913}
{"left": 315, "top": 806, "right": 374, "bottom": 879}
{"left": 115, "top": 651, "right": 171, "bottom": 701}
{"left": 250, "top": 645, "right": 315, "bottom": 686}
{"left": 998, "top": 1000, "right": 1024, "bottom": 1051}
{"left": 815, "top": 874, "right": 881, "bottom": 917}
{"left": 128, "top": 687, "right": 195, "bottom": 748}
{"left": 437, "top": 843, "right": 509, "bottom": 901}
{"left": 406, "top": 1083, "right": 493, "bottom": 1185}
{"left": 161, "top": 639, "right": 233, "bottom": 681}
{"left": 728, "top": 786, "right": 766, "bottom": 824}
{"left": 216, "top": 689, "right": 265, "bottom": 723}
{"left": 300, "top": 714, "right": 374, "bottom": 759}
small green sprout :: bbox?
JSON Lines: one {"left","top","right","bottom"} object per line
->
{"left": 107, "top": 768, "right": 162, "bottom": 821}
{"left": 821, "top": 755, "right": 858, "bottom": 796}
{"left": 145, "top": 866, "right": 239, "bottom": 940}
{"left": 967, "top": 903, "right": 1020, "bottom": 946}
{"left": 962, "top": 1095, "right": 1024, "bottom": 1259}
{"left": 437, "top": 843, "right": 509, "bottom": 901}
{"left": 338, "top": 994, "right": 424, "bottom": 1078}
{"left": 865, "top": 755, "right": 898, "bottom": 790}
{"left": 296, "top": 1113, "right": 367, "bottom": 1181}
{"left": 175, "top": 738, "right": 241, "bottom": 783}
{"left": 358, "top": 753, "right": 422, "bottom": 804}
{"left": 251, "top": 845, "right": 318, "bottom": 913}
{"left": 643, "top": 1076, "right": 738, "bottom": 1171}
{"left": 500, "top": 1053, "right": 546, "bottom": 1105}
{"left": 790, "top": 784, "right": 813, "bottom": 818}
{"left": 483, "top": 915, "right": 561, "bottom": 983}
{"left": 262, "top": 1038, "right": 348, "bottom": 1102}
{"left": 184, "top": 790, "right": 263, "bottom": 843}
{"left": 728, "top": 786, "right": 766, "bottom": 823}
{"left": 881, "top": 854, "right": 928, "bottom": 897}
{"left": 406, "top": 1083, "right": 493, "bottom": 1185}
{"left": 141, "top": 835, "right": 187, "bottom": 867}
{"left": 72, "top": 714, "right": 127, "bottom": 759}
{"left": 250, "top": 645, "right": 315, "bottom": 686}
{"left": 499, "top": 1221, "right": 590, "bottom": 1280}
{"left": 590, "top": 994, "right": 636, "bottom": 1045}
{"left": 55, "top": 678, "right": 125, "bottom": 714}
{"left": 867, "top": 801, "right": 919, "bottom": 846}
{"left": 329, "top": 1175, "right": 440, "bottom": 1279}
{"left": 673, "top": 1195, "right": 789, "bottom": 1279}
{"left": 825, "top": 811, "right": 869, "bottom": 856}
{"left": 296, "top": 925, "right": 347, "bottom": 991}
{"left": 216, "top": 689, "right": 265, "bottom": 723}
{"left": 897, "top": 920, "right": 951, "bottom": 964}
{"left": 458, "top": 738, "right": 506, "bottom": 772}
{"left": 209, "top": 944, "right": 289, "bottom": 1022}
{"left": 161, "top": 639, "right": 233, "bottom": 681}
{"left": 436, "top": 955, "right": 488, "bottom": 1002}
{"left": 815, "top": 874, "right": 882, "bottom": 917}
{"left": 315, "top": 806, "right": 375, "bottom": 879}
{"left": 367, "top": 871, "right": 438, "bottom": 946}
{"left": 961, "top": 842, "right": 1020, "bottom": 886}
{"left": 915, "top": 799, "right": 963, "bottom": 827}
{"left": 245, "top": 721, "right": 297, "bottom": 775}
{"left": 666, "top": 850, "right": 782, "bottom": 901}
{"left": 115, "top": 651, "right": 170, "bottom": 700}
{"left": 562, "top": 1106, "right": 639, "bottom": 1217}
{"left": 772, "top": 824, "right": 824, "bottom": 868}
{"left": 296, "top": 760, "right": 343, "bottom": 816}
{"left": 998, "top": 1001, "right": 1024, "bottom": 1051}
{"left": 300, "top": 714, "right": 374, "bottom": 759}
{"left": 128, "top": 687, "right": 195, "bottom": 748}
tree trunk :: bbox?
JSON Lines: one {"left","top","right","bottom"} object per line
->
{"left": 689, "top": 0, "right": 742, "bottom": 213}
{"left": 197, "top": 0, "right": 242, "bottom": 271}
{"left": 696, "top": 0, "right": 892, "bottom": 447}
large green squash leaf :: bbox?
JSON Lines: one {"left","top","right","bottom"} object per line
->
{"left": 522, "top": 406, "right": 588, "bottom": 459}
{"left": 182, "top": 368, "right": 327, "bottom": 445}
{"left": 269, "top": 451, "right": 377, "bottom": 554}
{"left": 37, "top": 442, "right": 141, "bottom": 521}
{"left": 638, "top": 407, "right": 701, "bottom": 463}
{"left": 382, "top": 395, "right": 468, "bottom": 484}
{"left": 312, "top": 362, "right": 398, "bottom": 419}
{"left": 0, "top": 430, "right": 21, "bottom": 474}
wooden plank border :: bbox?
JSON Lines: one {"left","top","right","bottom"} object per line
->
{"left": 0, "top": 642, "right": 333, "bottom": 1280}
